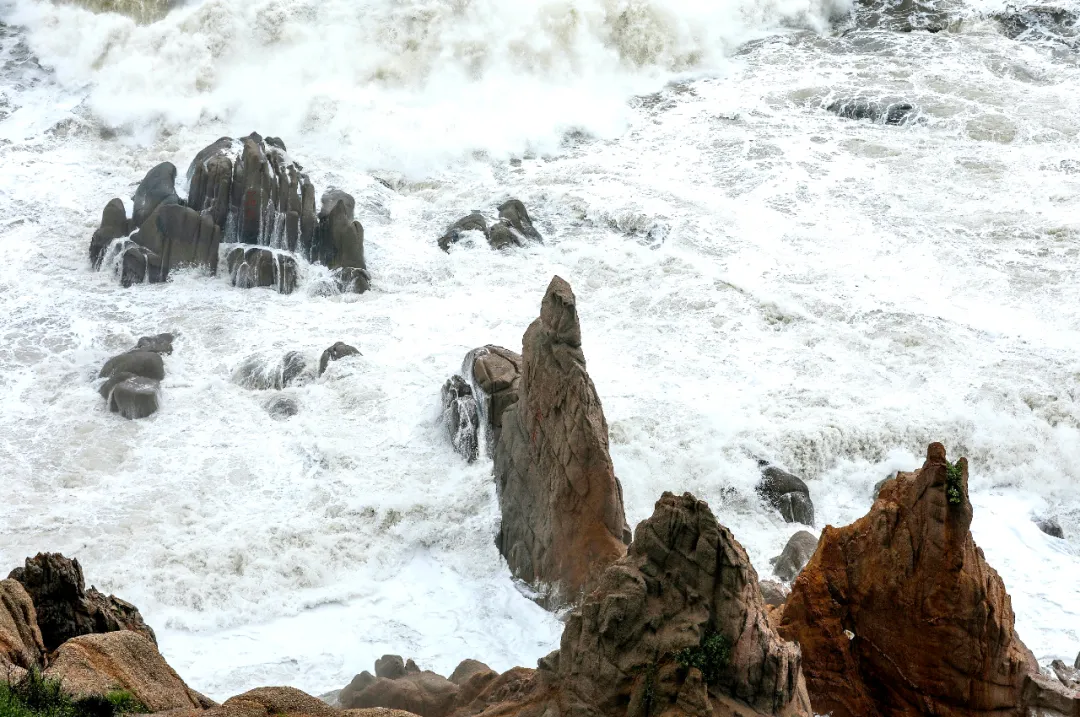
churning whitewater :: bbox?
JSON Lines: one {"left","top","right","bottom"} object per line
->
{"left": 1, "top": 0, "right": 1079, "bottom": 702}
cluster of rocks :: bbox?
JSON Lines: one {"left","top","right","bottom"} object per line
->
{"left": 232, "top": 341, "right": 361, "bottom": 419}
{"left": 437, "top": 199, "right": 542, "bottom": 252}
{"left": 441, "top": 277, "right": 630, "bottom": 607}
{"left": 89, "top": 132, "right": 369, "bottom": 295}
{"left": 97, "top": 333, "right": 173, "bottom": 419}
{"left": 755, "top": 460, "right": 815, "bottom": 526}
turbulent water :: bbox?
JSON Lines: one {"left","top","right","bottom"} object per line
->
{"left": 1, "top": 0, "right": 1079, "bottom": 701}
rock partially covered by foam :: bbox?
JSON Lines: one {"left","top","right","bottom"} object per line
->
{"left": 756, "top": 462, "right": 815, "bottom": 526}
{"left": 97, "top": 340, "right": 171, "bottom": 420}
{"left": 226, "top": 246, "right": 298, "bottom": 294}
{"left": 777, "top": 443, "right": 1047, "bottom": 717}
{"left": 437, "top": 199, "right": 542, "bottom": 252}
{"left": 8, "top": 553, "right": 156, "bottom": 652}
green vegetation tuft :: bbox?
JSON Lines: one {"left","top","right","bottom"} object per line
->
{"left": 0, "top": 670, "right": 145, "bottom": 717}
{"left": 945, "top": 461, "right": 964, "bottom": 506}
{"left": 674, "top": 630, "right": 731, "bottom": 685}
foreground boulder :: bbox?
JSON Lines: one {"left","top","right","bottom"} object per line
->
{"left": 492, "top": 276, "right": 630, "bottom": 606}
{"left": 8, "top": 553, "right": 156, "bottom": 652}
{"left": 344, "top": 492, "right": 812, "bottom": 717}
{"left": 777, "top": 443, "right": 1050, "bottom": 717}
{"left": 44, "top": 631, "right": 202, "bottom": 711}
{"left": 0, "top": 579, "right": 45, "bottom": 678}
{"left": 756, "top": 462, "right": 815, "bottom": 526}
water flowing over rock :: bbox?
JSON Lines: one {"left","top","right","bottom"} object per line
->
{"left": 312, "top": 191, "right": 369, "bottom": 294}
{"left": 43, "top": 631, "right": 202, "bottom": 711}
{"left": 438, "top": 200, "right": 542, "bottom": 252}
{"left": 826, "top": 98, "right": 916, "bottom": 126}
{"left": 8, "top": 553, "right": 156, "bottom": 652}
{"left": 98, "top": 342, "right": 169, "bottom": 420}
{"left": 776, "top": 443, "right": 1055, "bottom": 717}
{"left": 0, "top": 579, "right": 45, "bottom": 678}
{"left": 1035, "top": 516, "right": 1065, "bottom": 539}
{"left": 89, "top": 198, "right": 129, "bottom": 270}
{"left": 340, "top": 491, "right": 811, "bottom": 717}
{"left": 492, "top": 276, "right": 630, "bottom": 606}
{"left": 438, "top": 212, "right": 488, "bottom": 252}
{"left": 319, "top": 342, "right": 361, "bottom": 376}
{"left": 756, "top": 463, "right": 814, "bottom": 526}
{"left": 496, "top": 199, "right": 542, "bottom": 243}
{"left": 226, "top": 246, "right": 298, "bottom": 294}
{"left": 441, "top": 375, "right": 479, "bottom": 463}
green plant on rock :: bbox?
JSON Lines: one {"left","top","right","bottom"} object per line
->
{"left": 945, "top": 460, "right": 963, "bottom": 506}
{"left": 674, "top": 630, "right": 731, "bottom": 685}
{"left": 0, "top": 669, "right": 145, "bottom": 717}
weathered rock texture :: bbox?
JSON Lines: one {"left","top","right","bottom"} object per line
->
{"left": 8, "top": 553, "right": 156, "bottom": 652}
{"left": 468, "top": 345, "right": 521, "bottom": 451}
{"left": 777, "top": 443, "right": 1058, "bottom": 717}
{"left": 756, "top": 464, "right": 814, "bottom": 526}
{"left": 44, "top": 631, "right": 201, "bottom": 711}
{"left": 0, "top": 579, "right": 45, "bottom": 678}
{"left": 769, "top": 531, "right": 818, "bottom": 583}
{"left": 226, "top": 246, "right": 298, "bottom": 294}
{"left": 343, "top": 492, "right": 811, "bottom": 717}
{"left": 492, "top": 276, "right": 630, "bottom": 606}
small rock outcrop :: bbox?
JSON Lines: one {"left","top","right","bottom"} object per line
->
{"left": 0, "top": 579, "right": 45, "bottom": 678}
{"left": 769, "top": 531, "right": 818, "bottom": 582}
{"left": 777, "top": 443, "right": 1045, "bottom": 717}
{"left": 89, "top": 198, "right": 129, "bottom": 270}
{"left": 441, "top": 375, "right": 479, "bottom": 463}
{"left": 756, "top": 463, "right": 815, "bottom": 526}
{"left": 312, "top": 191, "right": 370, "bottom": 293}
{"left": 491, "top": 276, "right": 630, "bottom": 606}
{"left": 44, "top": 631, "right": 202, "bottom": 711}
{"left": 319, "top": 342, "right": 361, "bottom": 376}
{"left": 437, "top": 199, "right": 542, "bottom": 252}
{"left": 234, "top": 351, "right": 313, "bottom": 391}
{"left": 342, "top": 492, "right": 812, "bottom": 717}
{"left": 1035, "top": 516, "right": 1065, "bottom": 539}
{"left": 98, "top": 337, "right": 173, "bottom": 420}
{"left": 8, "top": 553, "right": 156, "bottom": 652}
{"left": 826, "top": 98, "right": 916, "bottom": 126}
{"left": 1052, "top": 659, "right": 1080, "bottom": 690}
{"left": 468, "top": 345, "right": 522, "bottom": 450}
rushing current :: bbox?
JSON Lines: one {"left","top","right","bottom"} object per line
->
{"left": 1, "top": 0, "right": 1079, "bottom": 701}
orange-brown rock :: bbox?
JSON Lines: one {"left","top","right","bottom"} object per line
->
{"left": 43, "top": 631, "right": 203, "bottom": 711}
{"left": 777, "top": 443, "right": 1039, "bottom": 717}
{"left": 0, "top": 578, "right": 45, "bottom": 680}
{"left": 492, "top": 276, "right": 630, "bottom": 607}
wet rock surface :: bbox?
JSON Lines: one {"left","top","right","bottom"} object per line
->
{"left": 769, "top": 530, "right": 818, "bottom": 582}
{"left": 319, "top": 342, "right": 361, "bottom": 376}
{"left": 438, "top": 200, "right": 542, "bottom": 252}
{"left": 756, "top": 463, "right": 815, "bottom": 526}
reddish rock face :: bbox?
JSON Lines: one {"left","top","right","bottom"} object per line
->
{"left": 777, "top": 443, "right": 1036, "bottom": 717}
{"left": 492, "top": 276, "right": 631, "bottom": 607}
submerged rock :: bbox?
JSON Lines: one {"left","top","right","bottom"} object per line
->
{"left": 993, "top": 5, "right": 1079, "bottom": 48}
{"left": 99, "top": 350, "right": 164, "bottom": 382}
{"left": 319, "top": 342, "right": 361, "bottom": 376}
{"left": 264, "top": 395, "right": 299, "bottom": 419}
{"left": 756, "top": 463, "right": 815, "bottom": 526}
{"left": 770, "top": 530, "right": 818, "bottom": 582}
{"left": 104, "top": 375, "right": 160, "bottom": 419}
{"left": 8, "top": 553, "right": 156, "bottom": 652}
{"left": 233, "top": 351, "right": 313, "bottom": 391}
{"left": 441, "top": 375, "right": 479, "bottom": 463}
{"left": 492, "top": 276, "right": 631, "bottom": 607}
{"left": 1035, "top": 515, "right": 1065, "bottom": 539}
{"left": 437, "top": 200, "right": 542, "bottom": 252}
{"left": 437, "top": 211, "right": 488, "bottom": 252}
{"left": 826, "top": 98, "right": 916, "bottom": 125}
{"left": 777, "top": 443, "right": 1049, "bottom": 717}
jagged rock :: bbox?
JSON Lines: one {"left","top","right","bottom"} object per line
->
{"left": 375, "top": 655, "right": 408, "bottom": 680}
{"left": 99, "top": 350, "right": 165, "bottom": 382}
{"left": 759, "top": 579, "right": 789, "bottom": 607}
{"left": 44, "top": 631, "right": 201, "bottom": 711}
{"left": 130, "top": 204, "right": 221, "bottom": 279}
{"left": 226, "top": 246, "right": 298, "bottom": 294}
{"left": 0, "top": 579, "right": 45, "bottom": 679}
{"left": 89, "top": 198, "right": 129, "bottom": 270}
{"left": 437, "top": 212, "right": 488, "bottom": 252}
{"left": 187, "top": 136, "right": 235, "bottom": 233}
{"left": 8, "top": 553, "right": 156, "bottom": 652}
{"left": 777, "top": 443, "right": 1041, "bottom": 717}
{"left": 1022, "top": 671, "right": 1080, "bottom": 717}
{"left": 497, "top": 199, "right": 542, "bottom": 242}
{"left": 337, "top": 267, "right": 372, "bottom": 294}
{"left": 466, "top": 345, "right": 521, "bottom": 451}
{"left": 135, "top": 333, "right": 174, "bottom": 355}
{"left": 441, "top": 375, "right": 479, "bottom": 463}
{"left": 103, "top": 375, "right": 161, "bottom": 419}
{"left": 319, "top": 342, "right": 361, "bottom": 376}
{"left": 1052, "top": 659, "right": 1080, "bottom": 690}
{"left": 770, "top": 531, "right": 818, "bottom": 582}
{"left": 492, "top": 276, "right": 631, "bottom": 606}
{"left": 756, "top": 463, "right": 815, "bottom": 526}
{"left": 312, "top": 192, "right": 367, "bottom": 292}
{"left": 131, "top": 162, "right": 181, "bottom": 230}
{"left": 872, "top": 474, "right": 892, "bottom": 500}
{"left": 826, "top": 98, "right": 916, "bottom": 126}
{"left": 1035, "top": 516, "right": 1065, "bottom": 539}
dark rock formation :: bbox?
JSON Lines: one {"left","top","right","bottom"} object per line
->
{"left": 0, "top": 578, "right": 45, "bottom": 678}
{"left": 441, "top": 375, "right": 479, "bottom": 463}
{"left": 131, "top": 162, "right": 181, "bottom": 230}
{"left": 135, "top": 333, "right": 174, "bottom": 355}
{"left": 467, "top": 345, "right": 521, "bottom": 450}
{"left": 347, "top": 492, "right": 812, "bottom": 717}
{"left": 769, "top": 530, "right": 818, "bottom": 582}
{"left": 103, "top": 375, "right": 161, "bottom": 419}
{"left": 826, "top": 98, "right": 916, "bottom": 126}
{"left": 318, "top": 342, "right": 360, "bottom": 376}
{"left": 1035, "top": 516, "right": 1065, "bottom": 539}
{"left": 117, "top": 240, "right": 165, "bottom": 288}
{"left": 756, "top": 463, "right": 815, "bottom": 526}
{"left": 312, "top": 191, "right": 370, "bottom": 294}
{"left": 491, "top": 276, "right": 631, "bottom": 606}
{"left": 264, "top": 395, "right": 299, "bottom": 419}
{"left": 993, "top": 5, "right": 1079, "bottom": 48}
{"left": 89, "top": 198, "right": 129, "bottom": 270}
{"left": 497, "top": 199, "right": 542, "bottom": 242}
{"left": 130, "top": 204, "right": 221, "bottom": 279}
{"left": 99, "top": 350, "right": 165, "bottom": 382}
{"left": 438, "top": 212, "right": 488, "bottom": 252}
{"left": 233, "top": 352, "right": 312, "bottom": 391}
{"left": 226, "top": 246, "right": 298, "bottom": 294}
{"left": 777, "top": 443, "right": 1041, "bottom": 717}
{"left": 8, "top": 553, "right": 156, "bottom": 652}
{"left": 376, "top": 655, "right": 409, "bottom": 680}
